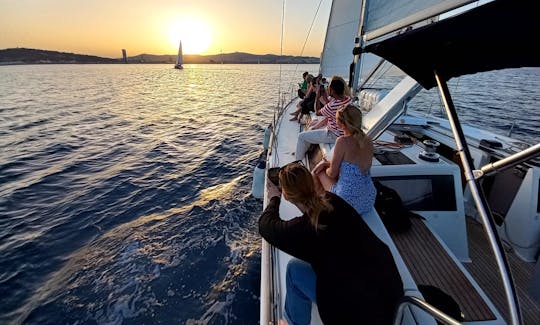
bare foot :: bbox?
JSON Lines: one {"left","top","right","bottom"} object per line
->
{"left": 279, "top": 320, "right": 289, "bottom": 325}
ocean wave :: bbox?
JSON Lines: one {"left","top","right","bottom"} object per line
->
{"left": 9, "top": 175, "right": 260, "bottom": 324}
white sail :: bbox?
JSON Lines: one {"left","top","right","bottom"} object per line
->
{"left": 363, "top": 0, "right": 475, "bottom": 43}
{"left": 319, "top": 0, "right": 363, "bottom": 80}
{"left": 175, "top": 41, "right": 183, "bottom": 69}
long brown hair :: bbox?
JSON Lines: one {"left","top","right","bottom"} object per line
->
{"left": 336, "top": 104, "right": 367, "bottom": 147}
{"left": 279, "top": 163, "right": 332, "bottom": 228}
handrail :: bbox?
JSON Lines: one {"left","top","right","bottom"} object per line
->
{"left": 393, "top": 296, "right": 462, "bottom": 325}
{"left": 435, "top": 71, "right": 522, "bottom": 324}
{"left": 475, "top": 142, "right": 540, "bottom": 179}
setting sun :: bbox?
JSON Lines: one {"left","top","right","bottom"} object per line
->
{"left": 168, "top": 19, "right": 212, "bottom": 54}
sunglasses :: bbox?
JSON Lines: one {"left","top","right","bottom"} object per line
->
{"left": 279, "top": 159, "right": 304, "bottom": 172}
{"left": 268, "top": 160, "right": 305, "bottom": 189}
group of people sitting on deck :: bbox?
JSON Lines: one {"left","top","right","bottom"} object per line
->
{"left": 290, "top": 73, "right": 330, "bottom": 123}
{"left": 296, "top": 74, "right": 376, "bottom": 215}
{"left": 258, "top": 74, "right": 404, "bottom": 324}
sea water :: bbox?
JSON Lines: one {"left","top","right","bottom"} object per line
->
{"left": 0, "top": 64, "right": 538, "bottom": 325}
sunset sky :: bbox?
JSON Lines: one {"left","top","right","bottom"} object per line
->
{"left": 0, "top": 0, "right": 332, "bottom": 58}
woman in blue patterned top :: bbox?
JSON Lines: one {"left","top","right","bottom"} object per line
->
{"left": 313, "top": 104, "right": 376, "bottom": 215}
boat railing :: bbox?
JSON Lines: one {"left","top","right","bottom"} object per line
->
{"left": 393, "top": 296, "right": 461, "bottom": 325}
{"left": 475, "top": 143, "right": 540, "bottom": 179}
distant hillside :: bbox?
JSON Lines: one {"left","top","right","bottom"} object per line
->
{"left": 0, "top": 48, "right": 319, "bottom": 65}
{"left": 129, "top": 52, "right": 319, "bottom": 64}
{"left": 0, "top": 48, "right": 119, "bottom": 65}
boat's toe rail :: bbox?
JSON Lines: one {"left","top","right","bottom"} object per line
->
{"left": 391, "top": 217, "right": 500, "bottom": 322}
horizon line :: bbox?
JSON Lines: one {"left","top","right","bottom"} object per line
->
{"left": 1, "top": 47, "right": 320, "bottom": 60}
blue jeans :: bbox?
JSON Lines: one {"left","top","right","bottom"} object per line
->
{"left": 284, "top": 258, "right": 317, "bottom": 325}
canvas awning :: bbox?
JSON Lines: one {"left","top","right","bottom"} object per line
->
{"left": 364, "top": 0, "right": 540, "bottom": 89}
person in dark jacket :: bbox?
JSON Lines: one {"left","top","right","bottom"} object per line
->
{"left": 259, "top": 161, "right": 403, "bottom": 324}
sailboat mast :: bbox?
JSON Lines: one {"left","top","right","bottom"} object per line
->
{"left": 350, "top": 0, "right": 368, "bottom": 96}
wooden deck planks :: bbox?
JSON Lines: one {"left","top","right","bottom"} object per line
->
{"left": 391, "top": 218, "right": 496, "bottom": 321}
{"left": 464, "top": 218, "right": 540, "bottom": 325}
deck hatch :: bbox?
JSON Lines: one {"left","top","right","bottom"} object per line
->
{"left": 374, "top": 151, "right": 415, "bottom": 165}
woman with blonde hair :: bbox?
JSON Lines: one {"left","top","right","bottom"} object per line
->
{"left": 259, "top": 161, "right": 403, "bottom": 325}
{"left": 313, "top": 104, "right": 377, "bottom": 215}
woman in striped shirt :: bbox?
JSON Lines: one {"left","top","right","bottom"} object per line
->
{"left": 295, "top": 76, "right": 351, "bottom": 161}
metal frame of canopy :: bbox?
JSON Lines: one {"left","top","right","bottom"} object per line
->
{"left": 435, "top": 71, "right": 522, "bottom": 324}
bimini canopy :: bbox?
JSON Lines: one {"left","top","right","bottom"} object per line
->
{"left": 364, "top": 0, "right": 540, "bottom": 89}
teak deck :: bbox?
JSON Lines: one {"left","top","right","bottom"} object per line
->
{"left": 464, "top": 218, "right": 540, "bottom": 325}
{"left": 391, "top": 218, "right": 495, "bottom": 321}
{"left": 391, "top": 217, "right": 540, "bottom": 324}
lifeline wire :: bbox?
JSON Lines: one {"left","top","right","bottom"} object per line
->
{"left": 272, "top": 0, "right": 288, "bottom": 164}
{"left": 294, "top": 0, "right": 324, "bottom": 77}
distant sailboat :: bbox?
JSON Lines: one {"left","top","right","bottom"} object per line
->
{"left": 174, "top": 40, "right": 183, "bottom": 69}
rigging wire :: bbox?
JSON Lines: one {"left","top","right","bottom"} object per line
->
{"left": 272, "top": 0, "right": 324, "bottom": 163}
{"left": 278, "top": 0, "right": 285, "bottom": 104}
{"left": 362, "top": 60, "right": 394, "bottom": 90}
{"left": 293, "top": 0, "right": 324, "bottom": 78}
{"left": 428, "top": 76, "right": 461, "bottom": 118}
{"left": 271, "top": 0, "right": 289, "bottom": 167}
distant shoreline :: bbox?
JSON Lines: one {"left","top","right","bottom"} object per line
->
{"left": 0, "top": 48, "right": 320, "bottom": 65}
{"left": 0, "top": 62, "right": 320, "bottom": 66}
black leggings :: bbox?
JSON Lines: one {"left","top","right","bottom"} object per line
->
{"left": 300, "top": 92, "right": 316, "bottom": 114}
